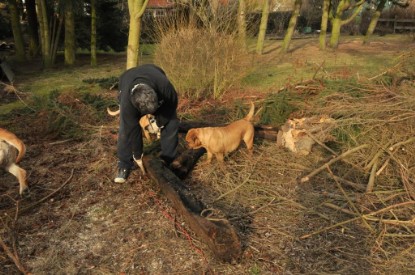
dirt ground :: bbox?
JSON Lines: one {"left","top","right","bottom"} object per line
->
{"left": 1, "top": 36, "right": 415, "bottom": 274}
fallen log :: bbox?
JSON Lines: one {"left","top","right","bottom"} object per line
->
{"left": 179, "top": 121, "right": 278, "bottom": 141}
{"left": 170, "top": 148, "right": 206, "bottom": 179}
{"left": 143, "top": 155, "right": 242, "bottom": 262}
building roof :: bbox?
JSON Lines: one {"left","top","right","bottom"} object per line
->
{"left": 147, "top": 0, "right": 175, "bottom": 8}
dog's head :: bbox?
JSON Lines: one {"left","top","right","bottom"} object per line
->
{"left": 185, "top": 129, "right": 203, "bottom": 149}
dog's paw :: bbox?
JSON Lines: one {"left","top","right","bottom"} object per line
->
{"left": 19, "top": 187, "right": 31, "bottom": 198}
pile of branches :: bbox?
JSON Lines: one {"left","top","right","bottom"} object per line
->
{"left": 188, "top": 51, "right": 415, "bottom": 272}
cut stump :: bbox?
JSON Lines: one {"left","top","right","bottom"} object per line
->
{"left": 277, "top": 115, "right": 336, "bottom": 155}
{"left": 143, "top": 155, "right": 242, "bottom": 262}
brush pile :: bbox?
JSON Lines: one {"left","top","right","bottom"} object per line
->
{"left": 186, "top": 50, "right": 415, "bottom": 273}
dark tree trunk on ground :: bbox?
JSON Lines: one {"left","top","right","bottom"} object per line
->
{"left": 170, "top": 148, "right": 206, "bottom": 179}
{"left": 142, "top": 155, "right": 242, "bottom": 262}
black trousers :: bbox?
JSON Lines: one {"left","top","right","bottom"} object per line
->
{"left": 117, "top": 115, "right": 179, "bottom": 169}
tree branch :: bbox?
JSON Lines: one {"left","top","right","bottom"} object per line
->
{"left": 300, "top": 144, "right": 369, "bottom": 183}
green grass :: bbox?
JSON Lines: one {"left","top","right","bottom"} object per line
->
{"left": 242, "top": 35, "right": 402, "bottom": 92}
{"left": 242, "top": 62, "right": 295, "bottom": 90}
{"left": 0, "top": 101, "right": 27, "bottom": 115}
{"left": 0, "top": 35, "right": 411, "bottom": 118}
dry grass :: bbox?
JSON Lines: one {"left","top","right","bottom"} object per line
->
{"left": 1, "top": 39, "right": 415, "bottom": 274}
{"left": 183, "top": 49, "right": 415, "bottom": 273}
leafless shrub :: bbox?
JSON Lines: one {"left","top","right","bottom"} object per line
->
{"left": 153, "top": 4, "right": 251, "bottom": 100}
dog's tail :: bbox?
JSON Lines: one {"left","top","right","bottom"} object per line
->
{"left": 244, "top": 102, "right": 255, "bottom": 122}
{"left": 0, "top": 128, "right": 26, "bottom": 163}
{"left": 107, "top": 107, "right": 120, "bottom": 116}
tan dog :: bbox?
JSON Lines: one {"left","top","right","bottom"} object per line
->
{"left": 0, "top": 128, "right": 27, "bottom": 194}
{"left": 106, "top": 107, "right": 160, "bottom": 141}
{"left": 186, "top": 102, "right": 255, "bottom": 163}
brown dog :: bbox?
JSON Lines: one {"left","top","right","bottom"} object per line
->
{"left": 106, "top": 107, "right": 160, "bottom": 141}
{"left": 0, "top": 128, "right": 27, "bottom": 194}
{"left": 186, "top": 102, "right": 255, "bottom": 163}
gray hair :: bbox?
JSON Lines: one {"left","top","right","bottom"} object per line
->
{"left": 130, "top": 83, "right": 159, "bottom": 114}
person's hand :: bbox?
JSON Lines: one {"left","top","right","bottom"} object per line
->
{"left": 133, "top": 154, "right": 146, "bottom": 175}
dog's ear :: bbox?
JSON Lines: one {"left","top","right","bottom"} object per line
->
{"left": 186, "top": 129, "right": 201, "bottom": 147}
{"left": 186, "top": 129, "right": 196, "bottom": 144}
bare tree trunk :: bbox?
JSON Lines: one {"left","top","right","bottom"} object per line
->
{"left": 8, "top": 0, "right": 26, "bottom": 61}
{"left": 363, "top": 0, "right": 386, "bottom": 44}
{"left": 36, "top": 0, "right": 53, "bottom": 67}
{"left": 280, "top": 0, "right": 302, "bottom": 53}
{"left": 91, "top": 0, "right": 97, "bottom": 66}
{"left": 64, "top": 0, "right": 76, "bottom": 66}
{"left": 319, "top": 0, "right": 330, "bottom": 50}
{"left": 329, "top": 0, "right": 365, "bottom": 48}
{"left": 237, "top": 0, "right": 247, "bottom": 48}
{"left": 126, "top": 0, "right": 149, "bottom": 69}
{"left": 25, "top": 0, "right": 39, "bottom": 58}
{"left": 50, "top": 14, "right": 63, "bottom": 65}
{"left": 256, "top": 0, "right": 270, "bottom": 55}
{"left": 330, "top": 17, "right": 342, "bottom": 49}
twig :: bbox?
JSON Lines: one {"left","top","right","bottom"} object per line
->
{"left": 364, "top": 217, "right": 415, "bottom": 226}
{"left": 368, "top": 70, "right": 388, "bottom": 81}
{"left": 325, "top": 173, "right": 366, "bottom": 191}
{"left": 11, "top": 201, "right": 20, "bottom": 268}
{"left": 376, "top": 157, "right": 390, "bottom": 176}
{"left": 18, "top": 169, "right": 74, "bottom": 215}
{"left": 300, "top": 216, "right": 361, "bottom": 239}
{"left": 304, "top": 129, "right": 338, "bottom": 156}
{"left": 323, "top": 202, "right": 357, "bottom": 216}
{"left": 312, "top": 61, "right": 325, "bottom": 79}
{"left": 48, "top": 139, "right": 73, "bottom": 145}
{"left": 400, "top": 167, "right": 415, "bottom": 200}
{"left": 300, "top": 200, "right": 415, "bottom": 239}
{"left": 328, "top": 167, "right": 374, "bottom": 232}
{"left": 366, "top": 156, "right": 379, "bottom": 193}
{"left": 323, "top": 192, "right": 357, "bottom": 202}
{"left": 365, "top": 201, "right": 415, "bottom": 217}
{"left": 229, "top": 198, "right": 276, "bottom": 221}
{"left": 0, "top": 237, "right": 29, "bottom": 274}
{"left": 213, "top": 151, "right": 263, "bottom": 203}
{"left": 1, "top": 82, "right": 37, "bottom": 113}
{"left": 372, "top": 226, "right": 388, "bottom": 258}
{"left": 261, "top": 187, "right": 332, "bottom": 221}
{"left": 384, "top": 233, "right": 415, "bottom": 238}
{"left": 364, "top": 145, "right": 388, "bottom": 171}
{"left": 389, "top": 137, "right": 415, "bottom": 151}
{"left": 213, "top": 173, "right": 252, "bottom": 203}
{"left": 388, "top": 242, "right": 415, "bottom": 264}
{"left": 300, "top": 144, "right": 369, "bottom": 183}
{"left": 109, "top": 82, "right": 118, "bottom": 90}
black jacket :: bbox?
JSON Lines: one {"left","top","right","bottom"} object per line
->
{"left": 118, "top": 64, "right": 178, "bottom": 158}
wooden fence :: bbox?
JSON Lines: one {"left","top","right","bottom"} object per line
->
{"left": 377, "top": 17, "right": 415, "bottom": 33}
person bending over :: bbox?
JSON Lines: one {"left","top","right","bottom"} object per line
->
{"left": 115, "top": 63, "right": 179, "bottom": 183}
